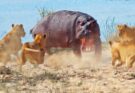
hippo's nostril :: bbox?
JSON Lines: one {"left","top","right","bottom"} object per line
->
{"left": 85, "top": 31, "right": 90, "bottom": 38}
{"left": 86, "top": 25, "right": 90, "bottom": 30}
{"left": 84, "top": 32, "right": 86, "bottom": 35}
{"left": 84, "top": 30, "right": 90, "bottom": 35}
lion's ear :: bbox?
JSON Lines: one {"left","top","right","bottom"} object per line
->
{"left": 123, "top": 24, "right": 127, "bottom": 28}
{"left": 20, "top": 24, "right": 23, "bottom": 27}
{"left": 117, "top": 24, "right": 125, "bottom": 32}
{"left": 117, "top": 25, "right": 121, "bottom": 32}
{"left": 12, "top": 24, "right": 14, "bottom": 28}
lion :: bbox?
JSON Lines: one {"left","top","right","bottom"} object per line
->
{"left": 19, "top": 34, "right": 46, "bottom": 71}
{"left": 117, "top": 24, "right": 135, "bottom": 44}
{"left": 0, "top": 24, "right": 25, "bottom": 66}
{"left": 109, "top": 40, "right": 135, "bottom": 68}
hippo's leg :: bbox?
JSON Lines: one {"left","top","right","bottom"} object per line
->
{"left": 46, "top": 48, "right": 53, "bottom": 55}
{"left": 72, "top": 41, "right": 82, "bottom": 57}
{"left": 94, "top": 36, "right": 102, "bottom": 61}
{"left": 73, "top": 47, "right": 81, "bottom": 57}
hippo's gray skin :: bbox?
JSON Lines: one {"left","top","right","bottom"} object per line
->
{"left": 30, "top": 10, "right": 101, "bottom": 58}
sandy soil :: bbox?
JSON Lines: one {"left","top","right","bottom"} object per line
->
{"left": 0, "top": 45, "right": 135, "bottom": 93}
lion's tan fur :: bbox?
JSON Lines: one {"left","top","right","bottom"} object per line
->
{"left": 109, "top": 41, "right": 135, "bottom": 68}
{"left": 19, "top": 34, "right": 46, "bottom": 71}
{"left": 0, "top": 24, "right": 25, "bottom": 66}
{"left": 20, "top": 42, "right": 45, "bottom": 65}
{"left": 117, "top": 24, "right": 135, "bottom": 43}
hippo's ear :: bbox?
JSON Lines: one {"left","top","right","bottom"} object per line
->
{"left": 30, "top": 28, "right": 33, "bottom": 34}
{"left": 43, "top": 34, "right": 46, "bottom": 38}
{"left": 12, "top": 24, "right": 14, "bottom": 28}
{"left": 34, "top": 34, "right": 36, "bottom": 38}
{"left": 30, "top": 29, "right": 32, "bottom": 34}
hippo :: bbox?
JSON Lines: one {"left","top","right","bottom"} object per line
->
{"left": 30, "top": 10, "right": 101, "bottom": 59}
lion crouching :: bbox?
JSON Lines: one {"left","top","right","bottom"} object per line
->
{"left": 109, "top": 41, "right": 135, "bottom": 68}
{"left": 19, "top": 34, "right": 46, "bottom": 71}
{"left": 117, "top": 24, "right": 135, "bottom": 43}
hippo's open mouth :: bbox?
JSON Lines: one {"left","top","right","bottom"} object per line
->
{"left": 81, "top": 38, "right": 94, "bottom": 52}
{"left": 82, "top": 46, "right": 94, "bottom": 52}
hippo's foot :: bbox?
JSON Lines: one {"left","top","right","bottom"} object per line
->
{"left": 94, "top": 37, "right": 102, "bottom": 61}
{"left": 73, "top": 48, "right": 81, "bottom": 58}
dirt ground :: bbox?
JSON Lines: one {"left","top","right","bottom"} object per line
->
{"left": 0, "top": 45, "right": 135, "bottom": 93}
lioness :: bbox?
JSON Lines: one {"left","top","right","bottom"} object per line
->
{"left": 0, "top": 24, "right": 25, "bottom": 66}
{"left": 109, "top": 40, "right": 135, "bottom": 68}
{"left": 19, "top": 34, "right": 46, "bottom": 71}
{"left": 117, "top": 24, "right": 135, "bottom": 43}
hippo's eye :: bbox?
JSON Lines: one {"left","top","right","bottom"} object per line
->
{"left": 81, "top": 22, "right": 85, "bottom": 26}
{"left": 77, "top": 21, "right": 81, "bottom": 24}
{"left": 43, "top": 34, "right": 46, "bottom": 38}
{"left": 87, "top": 19, "right": 90, "bottom": 22}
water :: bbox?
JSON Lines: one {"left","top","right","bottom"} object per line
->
{"left": 0, "top": 0, "right": 135, "bottom": 42}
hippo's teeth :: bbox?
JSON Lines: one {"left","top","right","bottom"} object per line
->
{"left": 86, "top": 48, "right": 89, "bottom": 51}
{"left": 85, "top": 47, "right": 91, "bottom": 51}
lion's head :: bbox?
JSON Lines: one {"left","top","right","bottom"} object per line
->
{"left": 117, "top": 24, "right": 135, "bottom": 43}
{"left": 34, "top": 34, "right": 46, "bottom": 49}
{"left": 12, "top": 24, "right": 25, "bottom": 37}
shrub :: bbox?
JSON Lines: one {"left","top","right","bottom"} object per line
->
{"left": 38, "top": 8, "right": 53, "bottom": 18}
{"left": 103, "top": 17, "right": 119, "bottom": 42}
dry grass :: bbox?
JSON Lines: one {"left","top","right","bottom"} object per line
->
{"left": 103, "top": 18, "right": 119, "bottom": 42}
{"left": 0, "top": 46, "right": 135, "bottom": 93}
{"left": 1, "top": 18, "right": 135, "bottom": 92}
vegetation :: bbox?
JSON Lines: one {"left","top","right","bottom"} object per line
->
{"left": 103, "top": 17, "right": 119, "bottom": 42}
{"left": 38, "top": 8, "right": 53, "bottom": 18}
